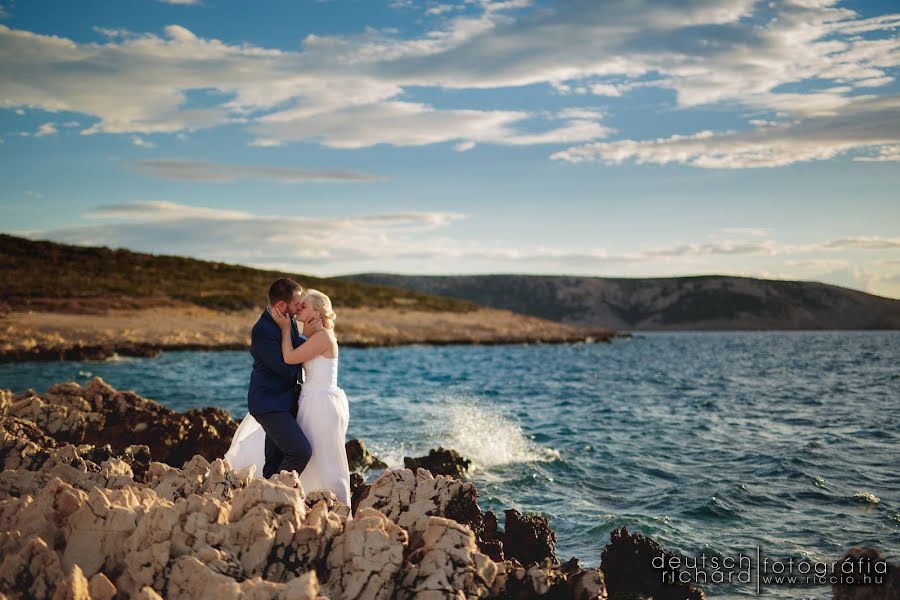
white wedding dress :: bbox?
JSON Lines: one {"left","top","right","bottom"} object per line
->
{"left": 225, "top": 354, "right": 352, "bottom": 510}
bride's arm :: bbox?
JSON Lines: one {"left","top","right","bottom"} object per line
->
{"left": 280, "top": 328, "right": 327, "bottom": 365}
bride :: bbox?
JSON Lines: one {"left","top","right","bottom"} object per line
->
{"left": 225, "top": 289, "right": 352, "bottom": 512}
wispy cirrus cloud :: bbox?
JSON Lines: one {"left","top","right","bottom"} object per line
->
{"left": 30, "top": 201, "right": 900, "bottom": 283}
{"left": 35, "top": 201, "right": 467, "bottom": 268}
{"left": 133, "top": 159, "right": 380, "bottom": 183}
{"left": 819, "top": 236, "right": 900, "bottom": 250}
{"left": 85, "top": 201, "right": 252, "bottom": 221}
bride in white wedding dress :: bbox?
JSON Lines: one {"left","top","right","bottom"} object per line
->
{"left": 225, "top": 289, "right": 352, "bottom": 512}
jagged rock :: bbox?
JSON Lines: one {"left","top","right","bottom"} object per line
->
{"left": 0, "top": 415, "right": 55, "bottom": 471}
{"left": 399, "top": 515, "right": 498, "bottom": 599}
{"left": 345, "top": 439, "right": 387, "bottom": 472}
{"left": 62, "top": 485, "right": 165, "bottom": 578}
{"left": 0, "top": 536, "right": 64, "bottom": 600}
{"left": 600, "top": 527, "right": 704, "bottom": 600}
{"left": 325, "top": 507, "right": 408, "bottom": 599}
{"left": 82, "top": 444, "right": 152, "bottom": 483}
{"left": 0, "top": 468, "right": 53, "bottom": 500}
{"left": 165, "top": 555, "right": 243, "bottom": 598}
{"left": 227, "top": 476, "right": 308, "bottom": 581}
{"left": 404, "top": 446, "right": 471, "bottom": 479}
{"left": 2, "top": 378, "right": 238, "bottom": 469}
{"left": 134, "top": 587, "right": 164, "bottom": 600}
{"left": 87, "top": 573, "right": 116, "bottom": 600}
{"left": 166, "top": 562, "right": 321, "bottom": 600}
{"left": 0, "top": 380, "right": 707, "bottom": 600}
{"left": 487, "top": 555, "right": 596, "bottom": 599}
{"left": 476, "top": 509, "right": 504, "bottom": 562}
{"left": 349, "top": 472, "right": 370, "bottom": 516}
{"left": 500, "top": 508, "right": 557, "bottom": 567}
{"left": 357, "top": 467, "right": 481, "bottom": 547}
{"left": 357, "top": 467, "right": 562, "bottom": 576}
{"left": 570, "top": 565, "right": 608, "bottom": 600}
{"left": 50, "top": 564, "right": 90, "bottom": 600}
{"left": 4, "top": 393, "right": 99, "bottom": 443}
{"left": 0, "top": 388, "right": 11, "bottom": 414}
{"left": 0, "top": 477, "right": 87, "bottom": 558}
{"left": 489, "top": 558, "right": 527, "bottom": 597}
{"left": 832, "top": 547, "right": 899, "bottom": 600}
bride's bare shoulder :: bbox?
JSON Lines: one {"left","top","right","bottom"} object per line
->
{"left": 324, "top": 329, "right": 339, "bottom": 358}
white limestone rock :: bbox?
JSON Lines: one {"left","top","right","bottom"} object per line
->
{"left": 357, "top": 468, "right": 479, "bottom": 545}
{"left": 399, "top": 516, "right": 498, "bottom": 599}
{"left": 324, "top": 507, "right": 408, "bottom": 600}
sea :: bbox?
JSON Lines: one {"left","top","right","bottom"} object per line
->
{"left": 2, "top": 331, "right": 898, "bottom": 599}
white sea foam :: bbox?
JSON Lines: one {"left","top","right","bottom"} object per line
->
{"left": 102, "top": 354, "right": 137, "bottom": 363}
{"left": 365, "top": 395, "right": 560, "bottom": 471}
{"left": 426, "top": 396, "right": 561, "bottom": 469}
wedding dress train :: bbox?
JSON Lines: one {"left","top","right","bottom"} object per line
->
{"left": 225, "top": 354, "right": 352, "bottom": 511}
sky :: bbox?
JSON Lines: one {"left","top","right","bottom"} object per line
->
{"left": 1, "top": 0, "right": 899, "bottom": 298}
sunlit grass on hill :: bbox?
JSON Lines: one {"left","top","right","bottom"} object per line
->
{"left": 0, "top": 235, "right": 477, "bottom": 314}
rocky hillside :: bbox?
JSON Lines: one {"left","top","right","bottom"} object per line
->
{"left": 0, "top": 234, "right": 476, "bottom": 314}
{"left": 342, "top": 274, "right": 900, "bottom": 330}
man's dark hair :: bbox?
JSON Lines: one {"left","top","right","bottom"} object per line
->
{"left": 268, "top": 277, "right": 302, "bottom": 305}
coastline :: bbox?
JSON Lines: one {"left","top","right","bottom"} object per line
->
{"left": 0, "top": 377, "right": 700, "bottom": 600}
{"left": 0, "top": 306, "right": 619, "bottom": 363}
{"left": 1, "top": 378, "right": 895, "bottom": 599}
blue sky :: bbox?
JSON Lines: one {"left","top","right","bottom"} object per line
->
{"left": 1, "top": 0, "right": 899, "bottom": 297}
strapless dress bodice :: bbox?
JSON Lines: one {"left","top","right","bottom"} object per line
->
{"left": 302, "top": 354, "right": 339, "bottom": 391}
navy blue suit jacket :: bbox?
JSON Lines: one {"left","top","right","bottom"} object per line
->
{"left": 248, "top": 309, "right": 303, "bottom": 414}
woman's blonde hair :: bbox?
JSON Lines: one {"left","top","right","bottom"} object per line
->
{"left": 303, "top": 289, "right": 337, "bottom": 329}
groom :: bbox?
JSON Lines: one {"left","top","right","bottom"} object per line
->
{"left": 248, "top": 277, "right": 312, "bottom": 479}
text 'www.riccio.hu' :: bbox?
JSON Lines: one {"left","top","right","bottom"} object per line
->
{"left": 651, "top": 547, "right": 889, "bottom": 594}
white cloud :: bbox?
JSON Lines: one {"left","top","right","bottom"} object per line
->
{"left": 133, "top": 159, "right": 380, "bottom": 183}
{"left": 814, "top": 265, "right": 900, "bottom": 299}
{"left": 250, "top": 100, "right": 612, "bottom": 148}
{"left": 589, "top": 83, "right": 623, "bottom": 97}
{"left": 819, "top": 236, "right": 900, "bottom": 250}
{"left": 36, "top": 201, "right": 468, "bottom": 268}
{"left": 34, "top": 122, "right": 58, "bottom": 137}
{"left": 718, "top": 227, "right": 772, "bottom": 237}
{"left": 0, "top": 0, "right": 897, "bottom": 164}
{"left": 86, "top": 201, "right": 252, "bottom": 221}
{"left": 783, "top": 258, "right": 849, "bottom": 269}
{"left": 853, "top": 145, "right": 900, "bottom": 162}
{"left": 24, "top": 190, "right": 43, "bottom": 199}
{"left": 130, "top": 135, "right": 156, "bottom": 148}
{"left": 425, "top": 4, "right": 460, "bottom": 16}
{"left": 30, "top": 205, "right": 900, "bottom": 296}
{"left": 157, "top": 0, "right": 203, "bottom": 5}
{"left": 552, "top": 95, "right": 900, "bottom": 168}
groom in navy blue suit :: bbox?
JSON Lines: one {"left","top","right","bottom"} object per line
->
{"left": 248, "top": 277, "right": 312, "bottom": 478}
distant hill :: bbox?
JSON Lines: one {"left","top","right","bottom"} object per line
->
{"left": 0, "top": 235, "right": 476, "bottom": 314}
{"left": 340, "top": 273, "right": 900, "bottom": 330}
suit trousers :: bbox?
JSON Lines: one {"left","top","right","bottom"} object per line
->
{"left": 253, "top": 410, "right": 312, "bottom": 479}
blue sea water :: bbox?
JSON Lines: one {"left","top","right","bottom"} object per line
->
{"left": 1, "top": 331, "right": 898, "bottom": 599}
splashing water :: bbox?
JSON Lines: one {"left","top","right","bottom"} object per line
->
{"left": 424, "top": 395, "right": 561, "bottom": 469}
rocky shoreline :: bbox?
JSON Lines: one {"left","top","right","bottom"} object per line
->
{"left": 0, "top": 307, "right": 620, "bottom": 364}
{"left": 1, "top": 379, "right": 895, "bottom": 599}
